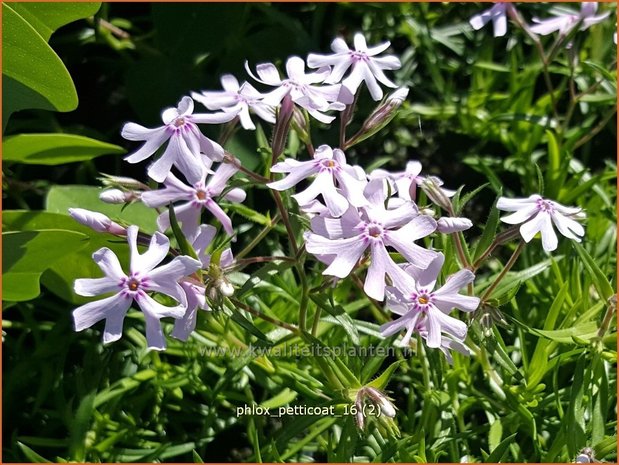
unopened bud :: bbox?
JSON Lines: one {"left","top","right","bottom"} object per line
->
{"left": 364, "top": 387, "right": 397, "bottom": 418}
{"left": 68, "top": 208, "right": 126, "bottom": 235}
{"left": 420, "top": 176, "right": 453, "bottom": 211}
{"left": 354, "top": 399, "right": 365, "bottom": 431}
{"left": 99, "top": 173, "right": 148, "bottom": 190}
{"left": 271, "top": 94, "right": 294, "bottom": 161}
{"left": 437, "top": 217, "right": 473, "bottom": 233}
{"left": 100, "top": 189, "right": 139, "bottom": 204}
{"left": 345, "top": 88, "right": 409, "bottom": 149}
{"left": 291, "top": 106, "right": 311, "bottom": 145}
{"left": 219, "top": 279, "right": 235, "bottom": 297}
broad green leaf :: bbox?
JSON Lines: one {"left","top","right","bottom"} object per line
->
{"left": 46, "top": 185, "right": 158, "bottom": 233}
{"left": 3, "top": 3, "right": 80, "bottom": 125}
{"left": 9, "top": 3, "right": 100, "bottom": 41}
{"left": 3, "top": 229, "right": 89, "bottom": 301}
{"left": 3, "top": 210, "right": 129, "bottom": 304}
{"left": 3, "top": 133, "right": 124, "bottom": 165}
{"left": 488, "top": 419, "right": 503, "bottom": 453}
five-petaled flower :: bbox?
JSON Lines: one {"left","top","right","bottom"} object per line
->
{"left": 307, "top": 32, "right": 401, "bottom": 100}
{"left": 245, "top": 56, "right": 353, "bottom": 123}
{"left": 268, "top": 144, "right": 368, "bottom": 217}
{"left": 304, "top": 179, "right": 438, "bottom": 301}
{"left": 192, "top": 74, "right": 276, "bottom": 130}
{"left": 72, "top": 226, "right": 202, "bottom": 350}
{"left": 469, "top": 3, "right": 512, "bottom": 37}
{"left": 380, "top": 253, "right": 480, "bottom": 348}
{"left": 122, "top": 96, "right": 237, "bottom": 184}
{"left": 530, "top": 2, "right": 610, "bottom": 36}
{"left": 141, "top": 160, "right": 246, "bottom": 241}
{"left": 497, "top": 194, "right": 586, "bottom": 252}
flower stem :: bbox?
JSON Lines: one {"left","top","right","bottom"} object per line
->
{"left": 481, "top": 240, "right": 526, "bottom": 302}
{"left": 472, "top": 226, "right": 522, "bottom": 271}
{"left": 235, "top": 213, "right": 281, "bottom": 260}
{"left": 230, "top": 297, "right": 301, "bottom": 335}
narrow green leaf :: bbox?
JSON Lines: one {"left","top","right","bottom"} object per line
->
{"left": 3, "top": 133, "right": 124, "bottom": 165}
{"left": 485, "top": 433, "right": 517, "bottom": 462}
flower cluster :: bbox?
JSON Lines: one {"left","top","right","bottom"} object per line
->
{"left": 470, "top": 2, "right": 609, "bottom": 38}
{"left": 69, "top": 29, "right": 587, "bottom": 360}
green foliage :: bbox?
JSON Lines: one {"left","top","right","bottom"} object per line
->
{"left": 3, "top": 133, "right": 125, "bottom": 165}
{"left": 2, "top": 3, "right": 101, "bottom": 128}
{"left": 3, "top": 2, "right": 616, "bottom": 464}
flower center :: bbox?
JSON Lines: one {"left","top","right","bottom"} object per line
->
{"left": 196, "top": 190, "right": 208, "bottom": 201}
{"left": 173, "top": 116, "right": 186, "bottom": 128}
{"left": 319, "top": 159, "right": 339, "bottom": 172}
{"left": 418, "top": 295, "right": 429, "bottom": 305}
{"left": 363, "top": 222, "right": 384, "bottom": 240}
{"left": 412, "top": 291, "right": 432, "bottom": 309}
{"left": 536, "top": 198, "right": 554, "bottom": 213}
{"left": 127, "top": 278, "right": 140, "bottom": 291}
{"left": 349, "top": 51, "right": 369, "bottom": 62}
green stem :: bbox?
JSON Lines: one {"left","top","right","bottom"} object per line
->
{"left": 481, "top": 240, "right": 525, "bottom": 302}
{"left": 235, "top": 213, "right": 281, "bottom": 260}
{"left": 230, "top": 297, "right": 300, "bottom": 335}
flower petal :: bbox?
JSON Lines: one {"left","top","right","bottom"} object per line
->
{"left": 73, "top": 292, "right": 131, "bottom": 333}
{"left": 305, "top": 233, "right": 367, "bottom": 278}
{"left": 74, "top": 277, "right": 120, "bottom": 297}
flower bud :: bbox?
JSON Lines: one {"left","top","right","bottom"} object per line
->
{"left": 365, "top": 387, "right": 397, "bottom": 418}
{"left": 291, "top": 106, "right": 311, "bottom": 145}
{"left": 68, "top": 208, "right": 126, "bottom": 235}
{"left": 100, "top": 189, "right": 139, "bottom": 204}
{"left": 420, "top": 176, "right": 453, "bottom": 211}
{"left": 271, "top": 94, "right": 294, "bottom": 161}
{"left": 437, "top": 217, "right": 473, "bottom": 233}
{"left": 98, "top": 173, "right": 148, "bottom": 190}
{"left": 345, "top": 88, "right": 409, "bottom": 149}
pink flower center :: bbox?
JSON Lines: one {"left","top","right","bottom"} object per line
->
{"left": 412, "top": 290, "right": 432, "bottom": 309}
{"left": 349, "top": 51, "right": 369, "bottom": 62}
{"left": 536, "top": 198, "right": 554, "bottom": 213}
{"left": 196, "top": 190, "right": 208, "bottom": 201}
{"left": 121, "top": 275, "right": 149, "bottom": 298}
{"left": 319, "top": 159, "right": 339, "bottom": 172}
{"left": 365, "top": 223, "right": 383, "bottom": 238}
{"left": 173, "top": 117, "right": 186, "bottom": 128}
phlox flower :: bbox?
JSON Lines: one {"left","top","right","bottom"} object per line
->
{"left": 268, "top": 144, "right": 368, "bottom": 217}
{"left": 307, "top": 33, "right": 401, "bottom": 100}
{"left": 380, "top": 253, "right": 480, "bottom": 348}
{"left": 245, "top": 56, "right": 354, "bottom": 123}
{"left": 122, "top": 96, "right": 237, "bottom": 184}
{"left": 304, "top": 179, "right": 438, "bottom": 301}
{"left": 191, "top": 74, "right": 276, "bottom": 130}
{"left": 72, "top": 226, "right": 202, "bottom": 350}
{"left": 141, "top": 160, "right": 245, "bottom": 241}
{"left": 469, "top": 3, "right": 511, "bottom": 37}
{"left": 172, "top": 225, "right": 235, "bottom": 341}
{"left": 497, "top": 195, "right": 586, "bottom": 252}
{"left": 530, "top": 2, "right": 610, "bottom": 36}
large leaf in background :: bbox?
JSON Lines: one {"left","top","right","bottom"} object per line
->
{"left": 3, "top": 210, "right": 130, "bottom": 305}
{"left": 3, "top": 229, "right": 89, "bottom": 302}
{"left": 2, "top": 2, "right": 101, "bottom": 129}
{"left": 46, "top": 185, "right": 158, "bottom": 233}
{"left": 3, "top": 133, "right": 125, "bottom": 165}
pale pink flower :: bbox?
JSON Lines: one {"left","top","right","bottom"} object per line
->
{"left": 171, "top": 225, "right": 235, "bottom": 341}
{"left": 68, "top": 208, "right": 126, "bottom": 235}
{"left": 268, "top": 144, "right": 368, "bottom": 217}
{"left": 530, "top": 2, "right": 610, "bottom": 36}
{"left": 245, "top": 56, "right": 353, "bottom": 123}
{"left": 380, "top": 253, "right": 480, "bottom": 348}
{"left": 141, "top": 161, "right": 245, "bottom": 241}
{"left": 191, "top": 74, "right": 276, "bottom": 130}
{"left": 122, "top": 96, "right": 237, "bottom": 184}
{"left": 497, "top": 195, "right": 585, "bottom": 252}
{"left": 72, "top": 226, "right": 202, "bottom": 350}
{"left": 469, "top": 3, "right": 510, "bottom": 37}
{"left": 304, "top": 180, "right": 438, "bottom": 301}
{"left": 307, "top": 33, "right": 401, "bottom": 100}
